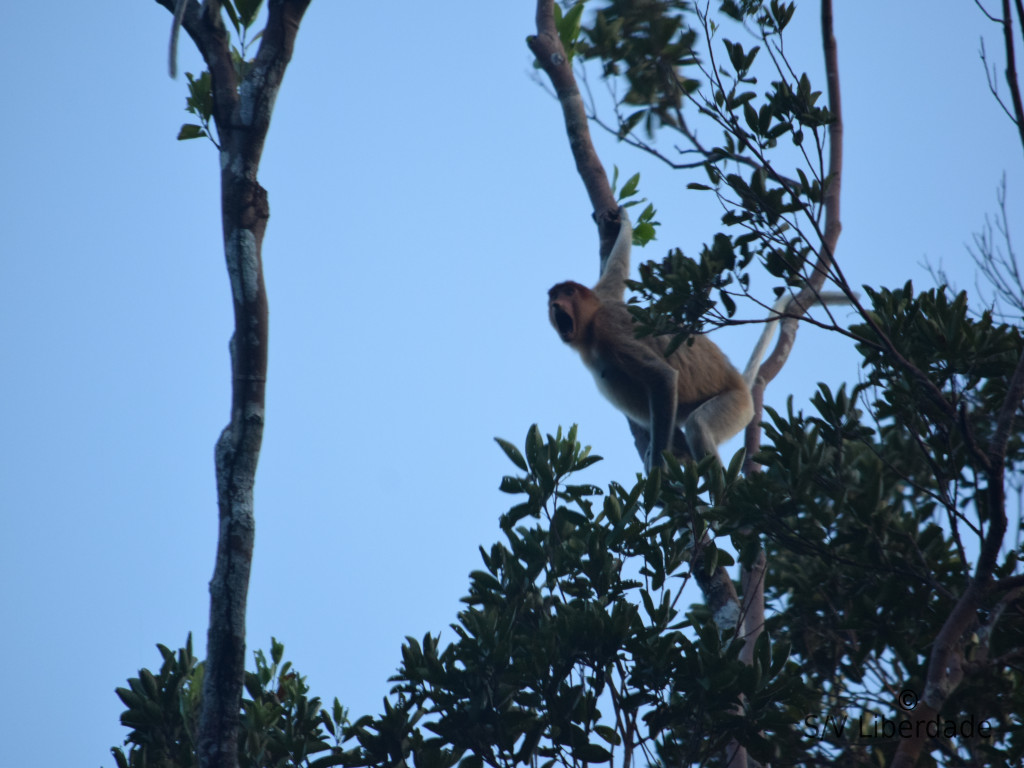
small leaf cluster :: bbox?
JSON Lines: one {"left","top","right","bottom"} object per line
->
{"left": 552, "top": 2, "right": 586, "bottom": 63}
{"left": 580, "top": 0, "right": 700, "bottom": 136}
{"left": 705, "top": 40, "right": 831, "bottom": 159}
{"left": 110, "top": 636, "right": 349, "bottom": 768}
{"left": 179, "top": 71, "right": 214, "bottom": 141}
{"left": 611, "top": 167, "right": 660, "bottom": 246}
{"left": 625, "top": 235, "right": 755, "bottom": 351}
{"left": 112, "top": 635, "right": 203, "bottom": 768}
{"left": 177, "top": 0, "right": 267, "bottom": 143}
{"left": 847, "top": 283, "right": 1024, "bottom": 533}
{"left": 679, "top": 4, "right": 832, "bottom": 320}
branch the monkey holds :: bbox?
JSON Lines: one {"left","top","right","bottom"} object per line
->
{"left": 548, "top": 210, "right": 786, "bottom": 470}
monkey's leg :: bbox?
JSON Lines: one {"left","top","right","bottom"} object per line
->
{"left": 683, "top": 388, "right": 754, "bottom": 464}
{"left": 670, "top": 427, "right": 696, "bottom": 462}
{"left": 643, "top": 368, "right": 680, "bottom": 471}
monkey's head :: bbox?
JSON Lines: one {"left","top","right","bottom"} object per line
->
{"left": 548, "top": 280, "right": 596, "bottom": 346}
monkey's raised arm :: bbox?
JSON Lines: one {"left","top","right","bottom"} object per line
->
{"left": 593, "top": 211, "right": 632, "bottom": 302}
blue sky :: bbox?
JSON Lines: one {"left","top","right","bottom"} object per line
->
{"left": 1, "top": 2, "right": 1021, "bottom": 765}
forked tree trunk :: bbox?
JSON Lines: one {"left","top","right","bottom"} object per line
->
{"left": 152, "top": 2, "right": 311, "bottom": 766}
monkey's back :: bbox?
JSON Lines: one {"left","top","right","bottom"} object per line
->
{"left": 648, "top": 324, "right": 746, "bottom": 408}
{"left": 589, "top": 302, "right": 745, "bottom": 408}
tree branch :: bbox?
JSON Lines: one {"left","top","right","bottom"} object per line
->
{"left": 1002, "top": 0, "right": 1024, "bottom": 154}
{"left": 743, "top": 0, "right": 844, "bottom": 469}
{"left": 527, "top": 0, "right": 621, "bottom": 262}
{"left": 152, "top": 3, "right": 311, "bottom": 768}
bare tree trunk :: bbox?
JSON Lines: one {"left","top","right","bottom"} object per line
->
{"left": 152, "top": 2, "right": 312, "bottom": 766}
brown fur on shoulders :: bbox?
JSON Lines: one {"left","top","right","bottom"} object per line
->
{"left": 594, "top": 301, "right": 744, "bottom": 402}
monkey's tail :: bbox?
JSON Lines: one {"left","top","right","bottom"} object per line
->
{"left": 741, "top": 295, "right": 792, "bottom": 387}
{"left": 168, "top": 0, "right": 188, "bottom": 78}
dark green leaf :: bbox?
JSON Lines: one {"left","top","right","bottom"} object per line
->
{"left": 572, "top": 743, "right": 613, "bottom": 762}
{"left": 235, "top": 0, "right": 264, "bottom": 29}
{"left": 177, "top": 124, "right": 207, "bottom": 141}
{"left": 495, "top": 437, "right": 529, "bottom": 471}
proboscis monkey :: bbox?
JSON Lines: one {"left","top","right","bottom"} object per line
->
{"left": 548, "top": 210, "right": 788, "bottom": 470}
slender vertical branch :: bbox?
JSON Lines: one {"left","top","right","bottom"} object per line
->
{"left": 152, "top": 3, "right": 311, "bottom": 767}
{"left": 742, "top": 0, "right": 843, "bottom": 476}
{"left": 748, "top": 0, "right": 843, "bottom": 398}
{"left": 730, "top": 9, "right": 843, "bottom": 766}
{"left": 735, "top": 0, "right": 844, "bottom": 734}
{"left": 1002, "top": 0, "right": 1024, "bottom": 154}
